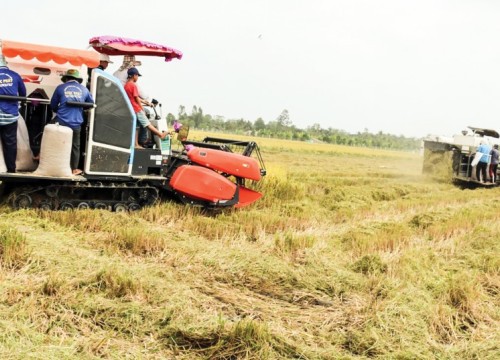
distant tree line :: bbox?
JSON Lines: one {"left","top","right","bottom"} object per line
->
{"left": 167, "top": 106, "right": 421, "bottom": 151}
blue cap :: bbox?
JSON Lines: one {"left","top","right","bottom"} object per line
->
{"left": 127, "top": 67, "right": 142, "bottom": 77}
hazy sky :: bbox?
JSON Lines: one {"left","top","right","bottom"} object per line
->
{"left": 3, "top": 0, "right": 500, "bottom": 138}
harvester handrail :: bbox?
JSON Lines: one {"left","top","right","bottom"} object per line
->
{"left": 0, "top": 95, "right": 50, "bottom": 103}
{"left": 181, "top": 140, "right": 232, "bottom": 152}
{"left": 202, "top": 137, "right": 253, "bottom": 146}
{"left": 66, "top": 101, "right": 95, "bottom": 109}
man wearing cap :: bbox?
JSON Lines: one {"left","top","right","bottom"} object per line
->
{"left": 112, "top": 55, "right": 152, "bottom": 144}
{"left": 124, "top": 67, "right": 167, "bottom": 147}
{"left": 113, "top": 55, "right": 142, "bottom": 85}
{"left": 0, "top": 55, "right": 27, "bottom": 173}
{"left": 87, "top": 53, "right": 114, "bottom": 89}
{"left": 50, "top": 69, "right": 94, "bottom": 175}
{"left": 97, "top": 53, "right": 113, "bottom": 71}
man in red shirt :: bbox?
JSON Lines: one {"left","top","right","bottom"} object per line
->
{"left": 124, "top": 67, "right": 167, "bottom": 148}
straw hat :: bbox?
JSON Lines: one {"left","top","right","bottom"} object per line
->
{"left": 61, "top": 69, "right": 83, "bottom": 83}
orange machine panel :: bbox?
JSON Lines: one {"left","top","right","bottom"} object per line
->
{"left": 187, "top": 148, "right": 261, "bottom": 181}
{"left": 170, "top": 165, "right": 237, "bottom": 203}
{"left": 235, "top": 186, "right": 262, "bottom": 208}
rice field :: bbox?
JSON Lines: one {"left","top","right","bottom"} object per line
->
{"left": 0, "top": 133, "right": 498, "bottom": 359}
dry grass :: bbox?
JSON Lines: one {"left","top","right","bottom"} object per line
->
{"left": 0, "top": 225, "right": 30, "bottom": 270}
{"left": 0, "top": 133, "right": 498, "bottom": 359}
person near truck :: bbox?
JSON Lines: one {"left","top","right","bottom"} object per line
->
{"left": 0, "top": 55, "right": 27, "bottom": 173}
{"left": 489, "top": 144, "right": 499, "bottom": 183}
{"left": 50, "top": 69, "right": 94, "bottom": 175}
{"left": 123, "top": 67, "right": 167, "bottom": 148}
{"left": 475, "top": 140, "right": 491, "bottom": 183}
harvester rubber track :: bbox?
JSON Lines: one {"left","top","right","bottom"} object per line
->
{"left": 8, "top": 182, "right": 160, "bottom": 211}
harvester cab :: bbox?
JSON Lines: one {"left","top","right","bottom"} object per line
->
{"left": 0, "top": 36, "right": 266, "bottom": 210}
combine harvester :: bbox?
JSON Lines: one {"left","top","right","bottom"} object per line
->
{"left": 422, "top": 126, "right": 499, "bottom": 187}
{"left": 0, "top": 36, "right": 266, "bottom": 210}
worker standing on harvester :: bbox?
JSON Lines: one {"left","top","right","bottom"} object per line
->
{"left": 50, "top": 69, "right": 94, "bottom": 175}
{"left": 113, "top": 55, "right": 141, "bottom": 85}
{"left": 489, "top": 144, "right": 499, "bottom": 183}
{"left": 476, "top": 140, "right": 491, "bottom": 183}
{"left": 0, "top": 55, "right": 26, "bottom": 173}
{"left": 124, "top": 67, "right": 167, "bottom": 148}
{"left": 86, "top": 53, "right": 113, "bottom": 89}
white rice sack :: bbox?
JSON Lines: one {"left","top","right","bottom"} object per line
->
{"left": 0, "top": 138, "right": 6, "bottom": 173}
{"left": 34, "top": 124, "right": 72, "bottom": 177}
{"left": 16, "top": 116, "right": 37, "bottom": 171}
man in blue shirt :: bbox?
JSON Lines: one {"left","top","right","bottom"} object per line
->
{"left": 0, "top": 55, "right": 27, "bottom": 173}
{"left": 476, "top": 140, "right": 491, "bottom": 183}
{"left": 50, "top": 69, "right": 94, "bottom": 175}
